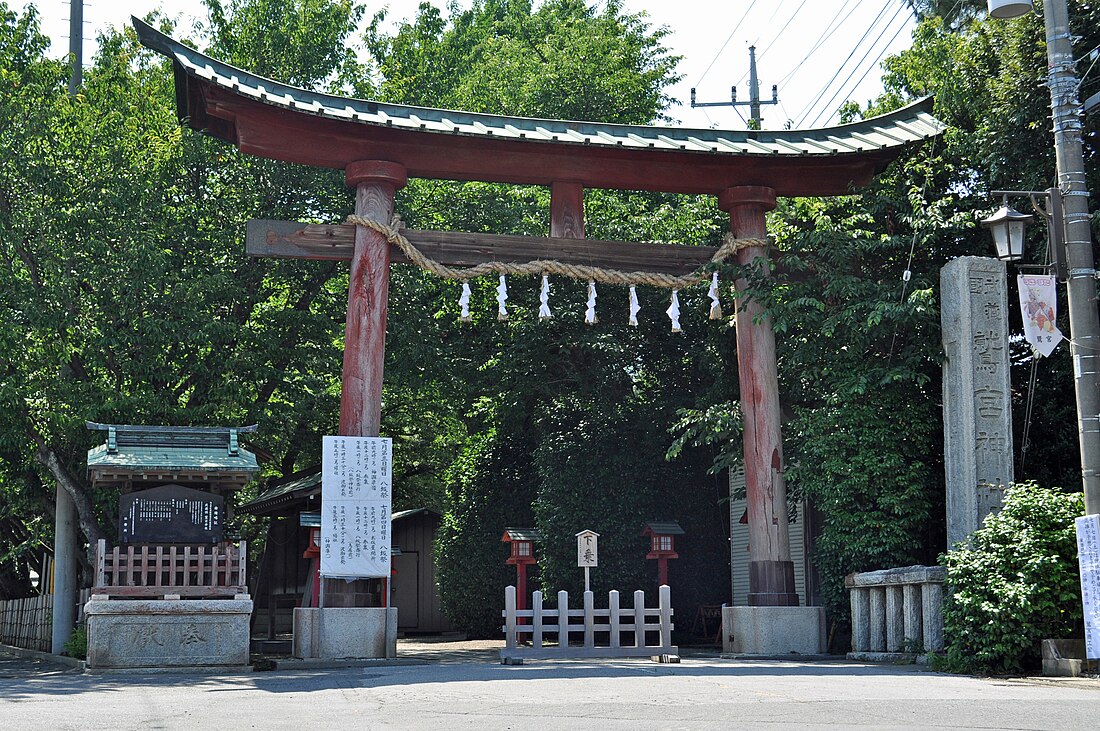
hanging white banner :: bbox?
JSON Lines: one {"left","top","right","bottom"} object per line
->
{"left": 1018, "top": 274, "right": 1063, "bottom": 357}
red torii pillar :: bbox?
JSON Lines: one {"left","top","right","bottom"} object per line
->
{"left": 327, "top": 159, "right": 407, "bottom": 608}
{"left": 719, "top": 186, "right": 798, "bottom": 607}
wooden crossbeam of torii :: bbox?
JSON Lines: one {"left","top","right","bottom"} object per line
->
{"left": 246, "top": 221, "right": 717, "bottom": 275}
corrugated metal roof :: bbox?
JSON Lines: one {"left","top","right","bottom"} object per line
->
{"left": 131, "top": 17, "right": 944, "bottom": 164}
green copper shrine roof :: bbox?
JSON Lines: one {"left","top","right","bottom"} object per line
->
{"left": 132, "top": 17, "right": 945, "bottom": 197}
{"left": 86, "top": 422, "right": 259, "bottom": 490}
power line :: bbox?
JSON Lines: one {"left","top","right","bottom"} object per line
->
{"left": 795, "top": 0, "right": 897, "bottom": 127}
{"left": 775, "top": 0, "right": 859, "bottom": 89}
{"left": 757, "top": 0, "right": 810, "bottom": 61}
{"left": 804, "top": 3, "right": 910, "bottom": 128}
{"left": 694, "top": 0, "right": 759, "bottom": 89}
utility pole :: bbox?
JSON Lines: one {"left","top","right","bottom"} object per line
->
{"left": 690, "top": 46, "right": 778, "bottom": 129}
{"left": 53, "top": 0, "right": 84, "bottom": 655}
{"left": 1041, "top": 0, "right": 1100, "bottom": 516}
{"left": 67, "top": 0, "right": 83, "bottom": 94}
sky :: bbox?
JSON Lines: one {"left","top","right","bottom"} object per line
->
{"left": 16, "top": 0, "right": 918, "bottom": 130}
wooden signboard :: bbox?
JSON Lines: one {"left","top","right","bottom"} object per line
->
{"left": 119, "top": 484, "right": 224, "bottom": 544}
{"left": 320, "top": 436, "right": 393, "bottom": 579}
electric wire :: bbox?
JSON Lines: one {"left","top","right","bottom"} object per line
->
{"left": 806, "top": 4, "right": 912, "bottom": 128}
{"left": 803, "top": 2, "right": 909, "bottom": 128}
{"left": 694, "top": 0, "right": 759, "bottom": 89}
{"left": 775, "top": 0, "right": 860, "bottom": 89}
{"left": 1020, "top": 355, "right": 1040, "bottom": 474}
{"left": 794, "top": 0, "right": 896, "bottom": 126}
{"left": 800, "top": 0, "right": 902, "bottom": 126}
{"left": 757, "top": 0, "right": 810, "bottom": 61}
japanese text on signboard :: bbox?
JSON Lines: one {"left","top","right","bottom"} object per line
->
{"left": 1077, "top": 514, "right": 1100, "bottom": 659}
{"left": 321, "top": 436, "right": 392, "bottom": 578}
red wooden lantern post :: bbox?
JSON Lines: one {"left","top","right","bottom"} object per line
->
{"left": 301, "top": 511, "right": 322, "bottom": 607}
{"left": 501, "top": 528, "right": 541, "bottom": 612}
{"left": 643, "top": 521, "right": 684, "bottom": 587}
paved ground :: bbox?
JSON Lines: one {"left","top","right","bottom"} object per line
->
{"left": 2, "top": 643, "right": 1099, "bottom": 730}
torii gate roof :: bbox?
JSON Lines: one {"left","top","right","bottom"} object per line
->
{"left": 134, "top": 18, "right": 944, "bottom": 197}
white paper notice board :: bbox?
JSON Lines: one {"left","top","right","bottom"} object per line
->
{"left": 321, "top": 436, "right": 392, "bottom": 579}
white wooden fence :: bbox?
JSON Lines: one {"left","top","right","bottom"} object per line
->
{"left": 0, "top": 589, "right": 91, "bottom": 652}
{"left": 501, "top": 584, "right": 677, "bottom": 662}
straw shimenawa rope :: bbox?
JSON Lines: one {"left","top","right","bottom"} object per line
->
{"left": 347, "top": 214, "right": 767, "bottom": 290}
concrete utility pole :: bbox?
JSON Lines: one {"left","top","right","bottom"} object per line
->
{"left": 1040, "top": 0, "right": 1100, "bottom": 516}
{"left": 67, "top": 0, "right": 83, "bottom": 94}
{"left": 690, "top": 46, "right": 779, "bottom": 129}
{"left": 52, "top": 0, "right": 85, "bottom": 654}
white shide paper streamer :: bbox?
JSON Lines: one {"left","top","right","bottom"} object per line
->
{"left": 539, "top": 274, "right": 552, "bottom": 320}
{"left": 459, "top": 281, "right": 472, "bottom": 322}
{"left": 666, "top": 290, "right": 682, "bottom": 333}
{"left": 628, "top": 286, "right": 640, "bottom": 327}
{"left": 708, "top": 272, "right": 722, "bottom": 320}
{"left": 585, "top": 281, "right": 598, "bottom": 325}
{"left": 496, "top": 275, "right": 508, "bottom": 320}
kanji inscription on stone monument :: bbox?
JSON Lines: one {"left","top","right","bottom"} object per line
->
{"left": 942, "top": 257, "right": 1014, "bottom": 546}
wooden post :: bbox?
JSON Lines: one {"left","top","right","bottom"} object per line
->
{"left": 516, "top": 562, "right": 527, "bottom": 613}
{"left": 532, "top": 590, "right": 544, "bottom": 648}
{"left": 583, "top": 590, "right": 595, "bottom": 648}
{"left": 718, "top": 185, "right": 798, "bottom": 607}
{"left": 550, "top": 181, "right": 585, "bottom": 239}
{"left": 504, "top": 585, "right": 517, "bottom": 650}
{"left": 659, "top": 584, "right": 672, "bottom": 650}
{"left": 558, "top": 590, "right": 570, "bottom": 648}
{"left": 609, "top": 590, "right": 621, "bottom": 648}
{"left": 328, "top": 160, "right": 406, "bottom": 607}
{"left": 340, "top": 160, "right": 407, "bottom": 438}
{"left": 633, "top": 590, "right": 646, "bottom": 648}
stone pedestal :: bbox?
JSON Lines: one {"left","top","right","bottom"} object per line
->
{"left": 293, "top": 607, "right": 398, "bottom": 659}
{"left": 721, "top": 606, "right": 826, "bottom": 655}
{"left": 941, "top": 257, "right": 1013, "bottom": 547}
{"left": 85, "top": 597, "right": 252, "bottom": 671}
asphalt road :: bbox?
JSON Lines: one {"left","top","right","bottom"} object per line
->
{"left": 2, "top": 650, "right": 1099, "bottom": 730}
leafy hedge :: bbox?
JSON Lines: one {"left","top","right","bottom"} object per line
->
{"left": 434, "top": 431, "right": 536, "bottom": 638}
{"left": 939, "top": 482, "right": 1083, "bottom": 675}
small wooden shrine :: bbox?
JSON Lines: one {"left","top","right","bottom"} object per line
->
{"left": 83, "top": 423, "right": 258, "bottom": 671}
{"left": 643, "top": 520, "right": 685, "bottom": 588}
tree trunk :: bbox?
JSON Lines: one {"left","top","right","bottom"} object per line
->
{"left": 32, "top": 439, "right": 106, "bottom": 567}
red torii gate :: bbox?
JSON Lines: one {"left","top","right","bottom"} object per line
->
{"left": 134, "top": 18, "right": 942, "bottom": 611}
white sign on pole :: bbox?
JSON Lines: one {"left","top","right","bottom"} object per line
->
{"left": 576, "top": 530, "right": 599, "bottom": 568}
{"left": 321, "top": 436, "right": 392, "bottom": 579}
{"left": 1077, "top": 514, "right": 1100, "bottom": 659}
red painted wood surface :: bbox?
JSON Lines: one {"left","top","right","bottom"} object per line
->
{"left": 720, "top": 186, "right": 798, "bottom": 606}
{"left": 338, "top": 161, "right": 407, "bottom": 438}
{"left": 206, "top": 88, "right": 894, "bottom": 197}
{"left": 550, "top": 182, "right": 585, "bottom": 239}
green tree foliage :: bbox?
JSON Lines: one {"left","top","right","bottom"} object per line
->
{"left": 0, "top": 0, "right": 370, "bottom": 588}
{"left": 435, "top": 431, "right": 535, "bottom": 638}
{"left": 940, "top": 482, "right": 1084, "bottom": 675}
